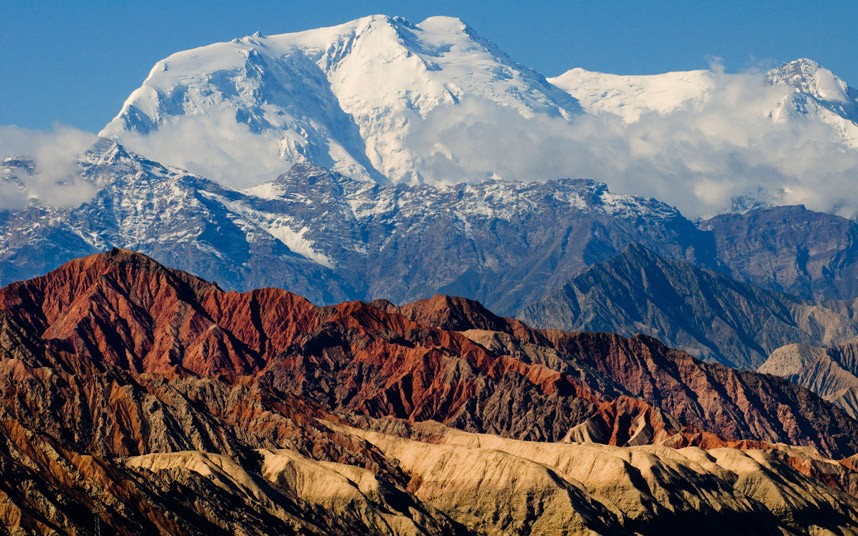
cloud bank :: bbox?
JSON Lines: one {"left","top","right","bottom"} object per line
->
{"left": 3, "top": 70, "right": 858, "bottom": 220}
{"left": 117, "top": 112, "right": 289, "bottom": 189}
{"left": 406, "top": 72, "right": 858, "bottom": 219}
{"left": 0, "top": 125, "right": 97, "bottom": 209}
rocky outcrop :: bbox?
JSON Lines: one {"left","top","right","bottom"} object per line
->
{"left": 703, "top": 204, "right": 858, "bottom": 301}
{"left": 562, "top": 396, "right": 684, "bottom": 447}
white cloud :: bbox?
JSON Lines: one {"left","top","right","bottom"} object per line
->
{"left": 706, "top": 55, "right": 726, "bottom": 76}
{"left": 4, "top": 70, "right": 858, "bottom": 220}
{"left": 116, "top": 112, "right": 289, "bottom": 189}
{"left": 0, "top": 124, "right": 97, "bottom": 209}
{"left": 405, "top": 73, "right": 858, "bottom": 219}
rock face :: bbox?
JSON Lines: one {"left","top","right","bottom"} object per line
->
{"left": 761, "top": 341, "right": 858, "bottom": 419}
{"left": 0, "top": 250, "right": 857, "bottom": 534}
{"left": 703, "top": 204, "right": 858, "bottom": 301}
{"left": 519, "top": 244, "right": 858, "bottom": 368}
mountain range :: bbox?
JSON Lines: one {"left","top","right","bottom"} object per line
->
{"left": 551, "top": 57, "right": 858, "bottom": 138}
{"left": 0, "top": 16, "right": 813, "bottom": 222}
{"left": 95, "top": 16, "right": 858, "bottom": 193}
{"left": 1, "top": 250, "right": 857, "bottom": 534}
{"left": 3, "top": 16, "right": 858, "bottom": 531}
{"left": 4, "top": 15, "right": 858, "bottom": 328}
{"left": 6, "top": 140, "right": 858, "bottom": 377}
{"left": 1, "top": 144, "right": 717, "bottom": 310}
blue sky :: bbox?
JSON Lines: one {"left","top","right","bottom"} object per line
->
{"left": 2, "top": 0, "right": 856, "bottom": 132}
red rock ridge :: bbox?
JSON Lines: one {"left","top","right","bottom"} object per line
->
{"left": 1, "top": 249, "right": 856, "bottom": 459}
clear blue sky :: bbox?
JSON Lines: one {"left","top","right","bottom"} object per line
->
{"left": 2, "top": 0, "right": 856, "bottom": 132}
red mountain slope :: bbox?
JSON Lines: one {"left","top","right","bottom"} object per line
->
{"left": 1, "top": 250, "right": 857, "bottom": 533}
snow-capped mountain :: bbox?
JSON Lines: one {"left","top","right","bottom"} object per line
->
{"left": 548, "top": 68, "right": 717, "bottom": 122}
{"left": 94, "top": 15, "right": 858, "bottom": 217}
{"left": 767, "top": 58, "right": 858, "bottom": 121}
{"left": 0, "top": 139, "right": 716, "bottom": 313}
{"left": 766, "top": 58, "right": 858, "bottom": 146}
{"left": 550, "top": 59, "right": 858, "bottom": 147}
{"left": 101, "top": 15, "right": 580, "bottom": 185}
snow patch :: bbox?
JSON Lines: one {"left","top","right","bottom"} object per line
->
{"left": 265, "top": 222, "right": 334, "bottom": 268}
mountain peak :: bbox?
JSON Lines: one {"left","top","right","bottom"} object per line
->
{"left": 345, "top": 14, "right": 471, "bottom": 39}
{"left": 779, "top": 57, "right": 821, "bottom": 70}
{"left": 81, "top": 137, "right": 131, "bottom": 163}
{"left": 245, "top": 162, "right": 369, "bottom": 201}
{"left": 392, "top": 293, "right": 511, "bottom": 333}
{"left": 349, "top": 13, "right": 407, "bottom": 26}
{"left": 99, "top": 14, "right": 581, "bottom": 186}
{"left": 419, "top": 15, "right": 469, "bottom": 29}
{"left": 767, "top": 58, "right": 853, "bottom": 104}
{"left": 51, "top": 247, "right": 214, "bottom": 291}
{"left": 415, "top": 15, "right": 474, "bottom": 39}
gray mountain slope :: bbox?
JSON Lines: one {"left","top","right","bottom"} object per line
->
{"left": 0, "top": 141, "right": 719, "bottom": 315}
{"left": 518, "top": 244, "right": 858, "bottom": 368}
{"left": 703, "top": 205, "right": 858, "bottom": 301}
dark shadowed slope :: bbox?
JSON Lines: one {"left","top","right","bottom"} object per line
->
{"left": 520, "top": 244, "right": 858, "bottom": 368}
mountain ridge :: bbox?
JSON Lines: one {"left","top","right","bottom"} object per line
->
{"left": 551, "top": 58, "right": 858, "bottom": 138}
{"left": 1, "top": 249, "right": 858, "bottom": 533}
{"left": 4, "top": 248, "right": 855, "bottom": 456}
{"left": 1, "top": 143, "right": 719, "bottom": 313}
{"left": 519, "top": 243, "right": 858, "bottom": 368}
{"left": 88, "top": 14, "right": 858, "bottom": 217}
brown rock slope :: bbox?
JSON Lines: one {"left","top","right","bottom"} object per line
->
{"left": 4, "top": 250, "right": 857, "bottom": 455}
{"left": 394, "top": 294, "right": 858, "bottom": 457}
{"left": 0, "top": 249, "right": 856, "bottom": 534}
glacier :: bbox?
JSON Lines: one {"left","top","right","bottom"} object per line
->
{"left": 101, "top": 15, "right": 581, "bottom": 186}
